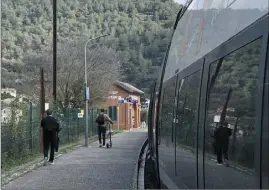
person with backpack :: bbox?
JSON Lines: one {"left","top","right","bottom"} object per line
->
{"left": 96, "top": 109, "right": 114, "bottom": 147}
{"left": 40, "top": 109, "right": 60, "bottom": 165}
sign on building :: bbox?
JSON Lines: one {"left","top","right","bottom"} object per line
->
{"left": 109, "top": 91, "right": 118, "bottom": 95}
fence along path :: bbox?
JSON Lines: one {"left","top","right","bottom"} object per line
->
{"left": 1, "top": 104, "right": 102, "bottom": 170}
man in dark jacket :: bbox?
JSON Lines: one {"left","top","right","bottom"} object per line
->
{"left": 41, "top": 109, "right": 60, "bottom": 165}
{"left": 214, "top": 121, "right": 232, "bottom": 165}
{"left": 96, "top": 109, "right": 114, "bottom": 147}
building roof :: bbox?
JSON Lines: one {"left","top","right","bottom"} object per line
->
{"left": 115, "top": 80, "right": 144, "bottom": 95}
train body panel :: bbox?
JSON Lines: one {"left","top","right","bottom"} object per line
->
{"left": 148, "top": 0, "right": 269, "bottom": 188}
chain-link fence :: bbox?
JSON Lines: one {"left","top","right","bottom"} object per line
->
{"left": 1, "top": 103, "right": 101, "bottom": 170}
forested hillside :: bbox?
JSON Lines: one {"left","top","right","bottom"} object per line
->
{"left": 1, "top": 0, "right": 181, "bottom": 101}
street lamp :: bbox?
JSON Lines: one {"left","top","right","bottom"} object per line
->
{"left": 84, "top": 33, "right": 110, "bottom": 147}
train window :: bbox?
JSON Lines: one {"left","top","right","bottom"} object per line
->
{"left": 204, "top": 38, "right": 263, "bottom": 188}
{"left": 160, "top": 84, "right": 175, "bottom": 144}
{"left": 262, "top": 49, "right": 268, "bottom": 189}
{"left": 175, "top": 71, "right": 201, "bottom": 189}
{"left": 159, "top": 83, "right": 177, "bottom": 183}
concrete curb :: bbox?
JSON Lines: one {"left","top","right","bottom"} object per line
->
{"left": 138, "top": 145, "right": 147, "bottom": 189}
{"left": 1, "top": 135, "right": 98, "bottom": 186}
{"left": 133, "top": 138, "right": 148, "bottom": 189}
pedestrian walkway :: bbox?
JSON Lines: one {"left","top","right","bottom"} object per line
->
{"left": 2, "top": 129, "right": 147, "bottom": 190}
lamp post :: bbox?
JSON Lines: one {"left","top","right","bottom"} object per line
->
{"left": 84, "top": 33, "right": 110, "bottom": 147}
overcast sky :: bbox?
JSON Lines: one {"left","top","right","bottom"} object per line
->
{"left": 173, "top": 0, "right": 268, "bottom": 10}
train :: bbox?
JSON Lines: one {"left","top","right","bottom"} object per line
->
{"left": 147, "top": 0, "right": 268, "bottom": 189}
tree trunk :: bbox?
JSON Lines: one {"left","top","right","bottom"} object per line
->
{"left": 219, "top": 88, "right": 232, "bottom": 126}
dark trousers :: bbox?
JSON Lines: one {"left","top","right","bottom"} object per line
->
{"left": 216, "top": 142, "right": 229, "bottom": 163}
{"left": 43, "top": 130, "right": 56, "bottom": 162}
{"left": 98, "top": 126, "right": 106, "bottom": 146}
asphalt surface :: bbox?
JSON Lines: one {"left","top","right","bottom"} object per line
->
{"left": 159, "top": 142, "right": 256, "bottom": 189}
{"left": 2, "top": 129, "right": 147, "bottom": 190}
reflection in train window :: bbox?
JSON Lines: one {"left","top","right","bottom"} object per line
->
{"left": 159, "top": 83, "right": 177, "bottom": 183}
{"left": 262, "top": 53, "right": 268, "bottom": 189}
{"left": 160, "top": 84, "right": 176, "bottom": 145}
{"left": 204, "top": 38, "right": 263, "bottom": 189}
{"left": 175, "top": 71, "right": 201, "bottom": 189}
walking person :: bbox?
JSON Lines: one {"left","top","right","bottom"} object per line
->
{"left": 40, "top": 109, "right": 60, "bottom": 166}
{"left": 96, "top": 109, "right": 114, "bottom": 147}
{"left": 214, "top": 121, "right": 232, "bottom": 165}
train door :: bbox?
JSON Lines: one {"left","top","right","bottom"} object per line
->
{"left": 158, "top": 75, "right": 179, "bottom": 188}
{"left": 174, "top": 68, "right": 202, "bottom": 189}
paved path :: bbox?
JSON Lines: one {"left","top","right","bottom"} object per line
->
{"left": 2, "top": 129, "right": 147, "bottom": 190}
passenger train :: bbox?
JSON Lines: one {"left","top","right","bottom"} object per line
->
{"left": 147, "top": 0, "right": 268, "bottom": 189}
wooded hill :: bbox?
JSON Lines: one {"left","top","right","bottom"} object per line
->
{"left": 1, "top": 0, "right": 181, "bottom": 103}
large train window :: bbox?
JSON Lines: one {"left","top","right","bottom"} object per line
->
{"left": 175, "top": 71, "right": 201, "bottom": 189}
{"left": 204, "top": 38, "right": 263, "bottom": 189}
{"left": 160, "top": 84, "right": 176, "bottom": 144}
{"left": 159, "top": 82, "right": 177, "bottom": 181}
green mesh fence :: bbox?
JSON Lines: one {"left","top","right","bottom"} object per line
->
{"left": 1, "top": 103, "right": 99, "bottom": 169}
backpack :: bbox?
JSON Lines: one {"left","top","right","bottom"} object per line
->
{"left": 96, "top": 113, "right": 105, "bottom": 125}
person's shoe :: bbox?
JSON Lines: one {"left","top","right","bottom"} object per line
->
{"left": 216, "top": 162, "right": 223, "bottom": 165}
{"left": 49, "top": 161, "right": 55, "bottom": 165}
{"left": 224, "top": 159, "right": 229, "bottom": 166}
{"left": 102, "top": 145, "right": 106, "bottom": 148}
{"left": 99, "top": 144, "right": 102, "bottom": 147}
{"left": 43, "top": 157, "right": 48, "bottom": 166}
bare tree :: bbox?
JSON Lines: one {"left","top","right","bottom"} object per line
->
{"left": 21, "top": 38, "right": 121, "bottom": 108}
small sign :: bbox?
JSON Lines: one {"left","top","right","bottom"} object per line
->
{"left": 108, "top": 96, "right": 118, "bottom": 99}
{"left": 117, "top": 106, "right": 119, "bottom": 110}
{"left": 78, "top": 113, "right": 83, "bottom": 118}
{"left": 45, "top": 103, "right": 49, "bottom": 111}
{"left": 214, "top": 115, "right": 220, "bottom": 123}
{"left": 81, "top": 109, "right": 84, "bottom": 114}
{"left": 85, "top": 87, "right": 90, "bottom": 100}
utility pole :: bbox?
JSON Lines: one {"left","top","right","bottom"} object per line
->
{"left": 52, "top": 0, "right": 57, "bottom": 102}
{"left": 40, "top": 68, "right": 45, "bottom": 153}
{"left": 84, "top": 33, "right": 110, "bottom": 147}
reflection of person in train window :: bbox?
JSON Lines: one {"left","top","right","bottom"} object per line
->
{"left": 214, "top": 121, "right": 232, "bottom": 165}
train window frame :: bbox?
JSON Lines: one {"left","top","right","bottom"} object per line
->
{"left": 174, "top": 68, "right": 203, "bottom": 188}
{"left": 199, "top": 14, "right": 269, "bottom": 189}
{"left": 261, "top": 31, "right": 269, "bottom": 189}
{"left": 161, "top": 57, "right": 203, "bottom": 188}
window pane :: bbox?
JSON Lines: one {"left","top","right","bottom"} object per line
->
{"left": 262, "top": 47, "right": 269, "bottom": 189}
{"left": 204, "top": 38, "right": 263, "bottom": 188}
{"left": 159, "top": 83, "right": 177, "bottom": 186}
{"left": 175, "top": 71, "right": 201, "bottom": 188}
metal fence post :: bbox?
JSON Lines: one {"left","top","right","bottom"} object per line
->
{"left": 90, "top": 108, "right": 93, "bottom": 136}
{"left": 68, "top": 107, "right": 70, "bottom": 142}
{"left": 77, "top": 114, "right": 79, "bottom": 139}
{"left": 29, "top": 102, "right": 33, "bottom": 152}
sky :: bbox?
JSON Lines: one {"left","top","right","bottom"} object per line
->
{"left": 173, "top": 0, "right": 268, "bottom": 10}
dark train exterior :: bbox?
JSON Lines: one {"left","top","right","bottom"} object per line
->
{"left": 147, "top": 0, "right": 268, "bottom": 189}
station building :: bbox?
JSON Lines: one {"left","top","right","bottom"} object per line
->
{"left": 102, "top": 81, "right": 144, "bottom": 130}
